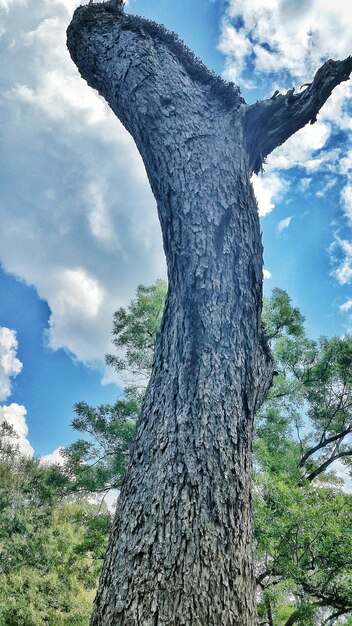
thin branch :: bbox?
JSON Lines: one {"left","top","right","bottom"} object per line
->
{"left": 299, "top": 424, "right": 352, "bottom": 467}
{"left": 264, "top": 594, "right": 275, "bottom": 626}
{"left": 284, "top": 610, "right": 301, "bottom": 626}
{"left": 305, "top": 449, "right": 352, "bottom": 482}
{"left": 322, "top": 609, "right": 351, "bottom": 625}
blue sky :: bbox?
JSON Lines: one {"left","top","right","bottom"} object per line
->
{"left": 0, "top": 0, "right": 351, "bottom": 461}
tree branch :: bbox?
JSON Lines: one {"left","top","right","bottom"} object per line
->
{"left": 284, "top": 610, "right": 301, "bottom": 626}
{"left": 305, "top": 450, "right": 352, "bottom": 482}
{"left": 299, "top": 424, "right": 352, "bottom": 467}
{"left": 322, "top": 609, "right": 351, "bottom": 625}
{"left": 264, "top": 594, "right": 275, "bottom": 626}
{"left": 244, "top": 56, "right": 352, "bottom": 174}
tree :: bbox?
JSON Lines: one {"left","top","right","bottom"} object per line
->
{"left": 62, "top": 281, "right": 167, "bottom": 499}
{"left": 255, "top": 477, "right": 352, "bottom": 626}
{"left": 260, "top": 290, "right": 352, "bottom": 486}
{"left": 63, "top": 396, "right": 138, "bottom": 497}
{"left": 256, "top": 290, "right": 352, "bottom": 626}
{"left": 0, "top": 424, "right": 111, "bottom": 626}
{"left": 105, "top": 279, "right": 167, "bottom": 395}
{"left": 67, "top": 4, "right": 352, "bottom": 624}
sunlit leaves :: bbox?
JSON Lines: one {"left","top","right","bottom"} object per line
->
{"left": 0, "top": 426, "right": 110, "bottom": 626}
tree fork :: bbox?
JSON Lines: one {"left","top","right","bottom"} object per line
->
{"left": 67, "top": 3, "right": 352, "bottom": 624}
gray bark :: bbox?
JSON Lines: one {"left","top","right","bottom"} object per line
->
{"left": 67, "top": 3, "right": 352, "bottom": 624}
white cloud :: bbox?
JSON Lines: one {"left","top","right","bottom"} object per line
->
{"left": 263, "top": 269, "right": 272, "bottom": 279}
{"left": 44, "top": 0, "right": 81, "bottom": 15}
{"left": 219, "top": 1, "right": 352, "bottom": 307}
{"left": 0, "top": 0, "right": 27, "bottom": 10}
{"left": 340, "top": 299, "right": 352, "bottom": 313}
{"left": 251, "top": 172, "right": 288, "bottom": 217}
{"left": 0, "top": 0, "right": 350, "bottom": 380}
{"left": 221, "top": 0, "right": 352, "bottom": 85}
{"left": 341, "top": 185, "right": 352, "bottom": 224}
{"left": 0, "top": 403, "right": 34, "bottom": 457}
{"left": 336, "top": 262, "right": 352, "bottom": 286}
{"left": 277, "top": 216, "right": 292, "bottom": 233}
{"left": 267, "top": 121, "right": 331, "bottom": 172}
{"left": 330, "top": 237, "right": 352, "bottom": 285}
{"left": 45, "top": 268, "right": 107, "bottom": 361}
{"left": 298, "top": 177, "right": 312, "bottom": 192}
{"left": 86, "top": 181, "right": 117, "bottom": 246}
{"left": 40, "top": 446, "right": 65, "bottom": 466}
{"left": 332, "top": 458, "right": 352, "bottom": 494}
{"left": 219, "top": 0, "right": 352, "bottom": 248}
{"left": 0, "top": 327, "right": 22, "bottom": 401}
{"left": 0, "top": 1, "right": 165, "bottom": 372}
{"left": 339, "top": 150, "right": 352, "bottom": 177}
{"left": 218, "top": 21, "right": 251, "bottom": 83}
{"left": 316, "top": 177, "right": 338, "bottom": 199}
{"left": 0, "top": 330, "right": 34, "bottom": 456}
{"left": 319, "top": 80, "right": 352, "bottom": 132}
{"left": 103, "top": 489, "right": 119, "bottom": 513}
{"left": 50, "top": 268, "right": 104, "bottom": 322}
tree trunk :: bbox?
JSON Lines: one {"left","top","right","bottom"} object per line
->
{"left": 67, "top": 4, "right": 352, "bottom": 624}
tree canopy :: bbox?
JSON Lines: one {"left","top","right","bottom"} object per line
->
{"left": 2, "top": 281, "right": 351, "bottom": 625}
{"left": 0, "top": 427, "right": 110, "bottom": 626}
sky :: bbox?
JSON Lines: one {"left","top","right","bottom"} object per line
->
{"left": 0, "top": 0, "right": 351, "bottom": 464}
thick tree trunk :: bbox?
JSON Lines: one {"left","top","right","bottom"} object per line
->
{"left": 67, "top": 3, "right": 352, "bottom": 624}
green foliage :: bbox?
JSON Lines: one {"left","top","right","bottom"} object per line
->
{"left": 0, "top": 429, "right": 110, "bottom": 626}
{"left": 63, "top": 397, "right": 138, "bottom": 495}
{"left": 256, "top": 288, "right": 352, "bottom": 625}
{"left": 262, "top": 287, "right": 305, "bottom": 340}
{"left": 260, "top": 290, "right": 352, "bottom": 485}
{"left": 255, "top": 473, "right": 352, "bottom": 625}
{"left": 64, "top": 280, "right": 167, "bottom": 497}
{"left": 105, "top": 279, "right": 167, "bottom": 389}
{"left": 62, "top": 283, "right": 352, "bottom": 625}
{"left": 0, "top": 281, "right": 167, "bottom": 623}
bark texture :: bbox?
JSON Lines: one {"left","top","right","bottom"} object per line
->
{"left": 67, "top": 3, "right": 352, "bottom": 624}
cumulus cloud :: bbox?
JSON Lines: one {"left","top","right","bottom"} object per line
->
{"left": 0, "top": 328, "right": 34, "bottom": 455}
{"left": 0, "top": 0, "right": 27, "bottom": 10}
{"left": 0, "top": 403, "right": 34, "bottom": 457}
{"left": 0, "top": 327, "right": 23, "bottom": 401}
{"left": 251, "top": 172, "right": 288, "bottom": 217}
{"left": 267, "top": 121, "right": 332, "bottom": 172}
{"left": 40, "top": 446, "right": 65, "bottom": 466}
{"left": 219, "top": 0, "right": 352, "bottom": 276}
{"left": 277, "top": 216, "right": 292, "bottom": 233}
{"left": 0, "top": 0, "right": 351, "bottom": 379}
{"left": 0, "top": 0, "right": 165, "bottom": 371}
{"left": 221, "top": 0, "right": 352, "bottom": 86}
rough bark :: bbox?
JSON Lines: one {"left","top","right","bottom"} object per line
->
{"left": 66, "top": 3, "right": 352, "bottom": 624}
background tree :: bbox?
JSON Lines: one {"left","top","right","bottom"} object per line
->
{"left": 255, "top": 290, "right": 352, "bottom": 626}
{"left": 62, "top": 281, "right": 167, "bottom": 498}
{"left": 105, "top": 279, "right": 166, "bottom": 396}
{"left": 0, "top": 426, "right": 110, "bottom": 626}
{"left": 67, "top": 3, "right": 352, "bottom": 623}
